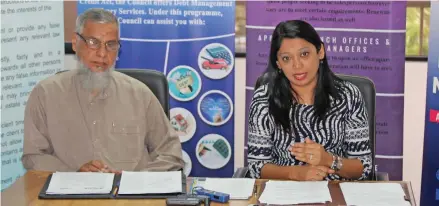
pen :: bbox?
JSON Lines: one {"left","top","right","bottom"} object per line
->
{"left": 253, "top": 185, "right": 258, "bottom": 197}
{"left": 112, "top": 186, "right": 118, "bottom": 196}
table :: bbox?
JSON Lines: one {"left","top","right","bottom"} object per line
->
{"left": 1, "top": 171, "right": 416, "bottom": 206}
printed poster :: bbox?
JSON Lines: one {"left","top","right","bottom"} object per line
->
{"left": 245, "top": 1, "right": 406, "bottom": 180}
{"left": 1, "top": 1, "right": 64, "bottom": 190}
{"left": 420, "top": 2, "right": 439, "bottom": 205}
{"left": 78, "top": 1, "right": 235, "bottom": 177}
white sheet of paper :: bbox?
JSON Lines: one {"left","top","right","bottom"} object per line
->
{"left": 203, "top": 178, "right": 256, "bottom": 199}
{"left": 118, "top": 171, "right": 182, "bottom": 194}
{"left": 340, "top": 182, "right": 411, "bottom": 206}
{"left": 258, "top": 180, "right": 332, "bottom": 205}
{"left": 46, "top": 172, "right": 115, "bottom": 194}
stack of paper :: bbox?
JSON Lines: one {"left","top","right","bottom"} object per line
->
{"left": 203, "top": 178, "right": 256, "bottom": 199}
{"left": 340, "top": 182, "right": 411, "bottom": 206}
{"left": 46, "top": 172, "right": 115, "bottom": 194}
{"left": 258, "top": 181, "right": 332, "bottom": 205}
{"left": 118, "top": 171, "right": 182, "bottom": 194}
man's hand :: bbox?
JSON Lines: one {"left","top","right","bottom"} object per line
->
{"left": 78, "top": 160, "right": 120, "bottom": 174}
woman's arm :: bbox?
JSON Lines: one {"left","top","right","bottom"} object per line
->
{"left": 246, "top": 86, "right": 317, "bottom": 180}
{"left": 323, "top": 156, "right": 366, "bottom": 179}
{"left": 261, "top": 163, "right": 297, "bottom": 180}
{"left": 290, "top": 84, "right": 372, "bottom": 180}
{"left": 247, "top": 86, "right": 275, "bottom": 178}
{"left": 248, "top": 86, "right": 336, "bottom": 180}
{"left": 336, "top": 84, "right": 373, "bottom": 180}
{"left": 261, "top": 163, "right": 333, "bottom": 181}
{"left": 291, "top": 131, "right": 370, "bottom": 180}
{"left": 261, "top": 164, "right": 299, "bottom": 180}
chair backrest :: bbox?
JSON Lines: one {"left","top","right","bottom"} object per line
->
{"left": 254, "top": 72, "right": 376, "bottom": 180}
{"left": 337, "top": 74, "right": 376, "bottom": 180}
{"left": 117, "top": 69, "right": 170, "bottom": 118}
{"left": 56, "top": 69, "right": 170, "bottom": 117}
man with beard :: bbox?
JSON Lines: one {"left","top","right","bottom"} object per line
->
{"left": 21, "top": 8, "right": 184, "bottom": 173}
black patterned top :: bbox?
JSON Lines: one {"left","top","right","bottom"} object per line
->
{"left": 247, "top": 81, "right": 372, "bottom": 180}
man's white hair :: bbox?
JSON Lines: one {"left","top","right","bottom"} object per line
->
{"left": 75, "top": 8, "right": 119, "bottom": 35}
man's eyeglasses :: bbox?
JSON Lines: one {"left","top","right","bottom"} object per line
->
{"left": 75, "top": 32, "right": 121, "bottom": 52}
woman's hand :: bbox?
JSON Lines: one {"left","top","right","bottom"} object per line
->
{"left": 291, "top": 165, "right": 334, "bottom": 181}
{"left": 289, "top": 137, "right": 333, "bottom": 167}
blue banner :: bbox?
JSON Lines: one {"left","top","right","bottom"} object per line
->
{"left": 78, "top": 1, "right": 235, "bottom": 177}
{"left": 420, "top": 2, "right": 439, "bottom": 205}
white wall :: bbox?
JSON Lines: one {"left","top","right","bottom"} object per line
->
{"left": 402, "top": 61, "right": 428, "bottom": 206}
{"left": 65, "top": 55, "right": 77, "bottom": 70}
{"left": 65, "top": 55, "right": 428, "bottom": 205}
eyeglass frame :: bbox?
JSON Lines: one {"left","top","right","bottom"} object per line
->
{"left": 75, "top": 32, "right": 121, "bottom": 52}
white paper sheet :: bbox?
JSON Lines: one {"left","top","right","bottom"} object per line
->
{"left": 340, "top": 182, "right": 411, "bottom": 206}
{"left": 258, "top": 180, "right": 332, "bottom": 205}
{"left": 203, "top": 178, "right": 256, "bottom": 199}
{"left": 46, "top": 172, "right": 115, "bottom": 194}
{"left": 118, "top": 171, "right": 182, "bottom": 194}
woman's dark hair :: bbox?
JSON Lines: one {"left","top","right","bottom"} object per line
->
{"left": 266, "top": 20, "right": 342, "bottom": 133}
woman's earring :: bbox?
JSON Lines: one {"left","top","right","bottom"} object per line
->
{"left": 278, "top": 68, "right": 282, "bottom": 73}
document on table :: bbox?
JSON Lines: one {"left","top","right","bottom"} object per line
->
{"left": 203, "top": 178, "right": 256, "bottom": 199}
{"left": 340, "top": 182, "right": 411, "bottom": 206}
{"left": 118, "top": 171, "right": 182, "bottom": 194}
{"left": 258, "top": 180, "right": 332, "bottom": 205}
{"left": 46, "top": 172, "right": 115, "bottom": 194}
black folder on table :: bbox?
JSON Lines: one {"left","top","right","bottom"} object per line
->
{"left": 38, "top": 172, "right": 187, "bottom": 199}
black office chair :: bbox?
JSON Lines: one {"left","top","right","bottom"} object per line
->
{"left": 117, "top": 69, "right": 170, "bottom": 118}
{"left": 56, "top": 69, "right": 170, "bottom": 118}
{"left": 233, "top": 72, "right": 389, "bottom": 181}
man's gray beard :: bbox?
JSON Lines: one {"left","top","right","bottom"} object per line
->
{"left": 76, "top": 57, "right": 114, "bottom": 91}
